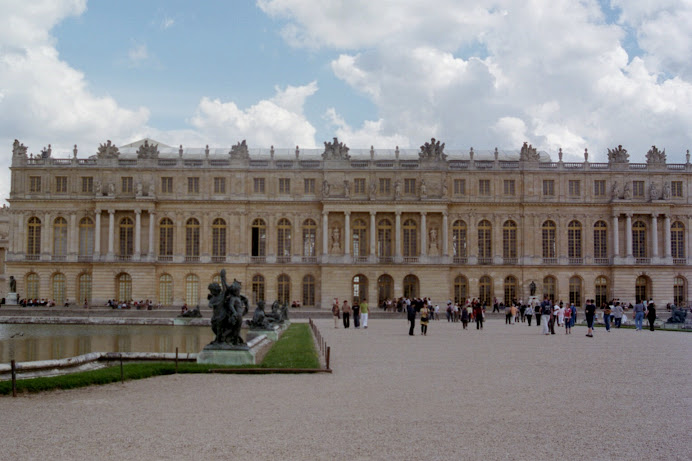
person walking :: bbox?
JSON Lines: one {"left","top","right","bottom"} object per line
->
{"left": 332, "top": 299, "right": 340, "bottom": 328}
{"left": 585, "top": 299, "right": 596, "bottom": 337}
{"left": 564, "top": 303, "right": 572, "bottom": 334}
{"left": 613, "top": 302, "right": 623, "bottom": 328}
{"left": 473, "top": 303, "right": 484, "bottom": 330}
{"left": 420, "top": 304, "right": 430, "bottom": 336}
{"left": 603, "top": 303, "right": 611, "bottom": 332}
{"left": 360, "top": 298, "right": 369, "bottom": 329}
{"left": 342, "top": 299, "right": 351, "bottom": 328}
{"left": 525, "top": 305, "right": 533, "bottom": 326}
{"left": 535, "top": 299, "right": 543, "bottom": 327}
{"left": 353, "top": 300, "right": 361, "bottom": 329}
{"left": 460, "top": 303, "right": 469, "bottom": 330}
{"left": 633, "top": 299, "right": 645, "bottom": 331}
{"left": 646, "top": 302, "right": 656, "bottom": 331}
{"left": 541, "top": 298, "right": 551, "bottom": 335}
{"left": 407, "top": 300, "right": 416, "bottom": 336}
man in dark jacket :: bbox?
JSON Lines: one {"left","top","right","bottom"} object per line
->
{"left": 407, "top": 301, "right": 416, "bottom": 336}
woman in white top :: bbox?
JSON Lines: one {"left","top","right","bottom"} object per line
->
{"left": 557, "top": 302, "right": 565, "bottom": 327}
{"left": 525, "top": 305, "right": 534, "bottom": 326}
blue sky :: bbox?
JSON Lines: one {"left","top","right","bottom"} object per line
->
{"left": 1, "top": 0, "right": 692, "bottom": 202}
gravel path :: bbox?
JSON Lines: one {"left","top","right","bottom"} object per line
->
{"left": 2, "top": 318, "right": 690, "bottom": 460}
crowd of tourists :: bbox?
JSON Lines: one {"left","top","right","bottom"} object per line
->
{"left": 332, "top": 297, "right": 370, "bottom": 329}
{"left": 106, "top": 299, "right": 158, "bottom": 310}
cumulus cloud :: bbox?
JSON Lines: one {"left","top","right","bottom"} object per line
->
{"left": 324, "top": 108, "right": 409, "bottom": 149}
{"left": 127, "top": 43, "right": 149, "bottom": 65}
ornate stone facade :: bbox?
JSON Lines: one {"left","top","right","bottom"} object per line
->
{"left": 3, "top": 139, "right": 691, "bottom": 308}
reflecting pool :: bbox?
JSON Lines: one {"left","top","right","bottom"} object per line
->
{"left": 0, "top": 324, "right": 216, "bottom": 362}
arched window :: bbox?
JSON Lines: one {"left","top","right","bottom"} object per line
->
{"left": 119, "top": 217, "right": 134, "bottom": 258}
{"left": 504, "top": 276, "right": 517, "bottom": 304}
{"left": 632, "top": 221, "right": 647, "bottom": 258}
{"left": 635, "top": 276, "right": 649, "bottom": 303}
{"left": 277, "top": 218, "right": 292, "bottom": 261}
{"left": 27, "top": 217, "right": 41, "bottom": 257}
{"left": 52, "top": 273, "right": 66, "bottom": 305}
{"left": 352, "top": 218, "right": 367, "bottom": 258}
{"left": 78, "top": 273, "right": 92, "bottom": 304}
{"left": 26, "top": 273, "right": 40, "bottom": 299}
{"left": 543, "top": 276, "right": 556, "bottom": 302}
{"left": 479, "top": 275, "right": 492, "bottom": 306}
{"left": 378, "top": 274, "right": 394, "bottom": 305}
{"left": 302, "top": 219, "right": 317, "bottom": 258}
{"left": 185, "top": 218, "right": 200, "bottom": 259}
{"left": 159, "top": 218, "right": 174, "bottom": 259}
{"left": 673, "top": 276, "right": 686, "bottom": 306}
{"left": 79, "top": 217, "right": 94, "bottom": 259}
{"left": 159, "top": 274, "right": 173, "bottom": 305}
{"left": 502, "top": 220, "right": 517, "bottom": 259}
{"left": 252, "top": 274, "right": 265, "bottom": 304}
{"left": 478, "top": 220, "right": 492, "bottom": 261}
{"left": 595, "top": 276, "right": 608, "bottom": 308}
{"left": 403, "top": 274, "right": 419, "bottom": 299}
{"left": 403, "top": 219, "right": 417, "bottom": 258}
{"left": 251, "top": 219, "right": 266, "bottom": 257}
{"left": 542, "top": 220, "right": 556, "bottom": 259}
{"left": 593, "top": 220, "right": 607, "bottom": 260}
{"left": 568, "top": 220, "right": 582, "bottom": 259}
{"left": 377, "top": 219, "right": 393, "bottom": 258}
{"left": 454, "top": 275, "right": 468, "bottom": 304}
{"left": 212, "top": 218, "right": 227, "bottom": 261}
{"left": 452, "top": 220, "right": 467, "bottom": 259}
{"left": 352, "top": 274, "right": 368, "bottom": 304}
{"left": 671, "top": 221, "right": 685, "bottom": 260}
{"left": 185, "top": 274, "right": 199, "bottom": 306}
{"left": 53, "top": 217, "right": 68, "bottom": 258}
{"left": 116, "top": 273, "right": 132, "bottom": 301}
{"left": 277, "top": 274, "right": 291, "bottom": 305}
{"left": 569, "top": 276, "right": 582, "bottom": 307}
{"left": 302, "top": 274, "right": 315, "bottom": 307}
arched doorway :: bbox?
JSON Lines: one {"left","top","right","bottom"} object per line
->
{"left": 403, "top": 274, "right": 419, "bottom": 299}
{"left": 635, "top": 276, "right": 650, "bottom": 303}
{"left": 377, "top": 274, "right": 394, "bottom": 305}
{"left": 352, "top": 274, "right": 368, "bottom": 304}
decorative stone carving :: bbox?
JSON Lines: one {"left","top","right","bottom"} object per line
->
{"left": 205, "top": 145, "right": 210, "bottom": 157}
{"left": 322, "top": 180, "right": 330, "bottom": 197}
{"left": 247, "top": 300, "right": 288, "bottom": 329}
{"left": 12, "top": 139, "right": 28, "bottom": 158}
{"left": 520, "top": 142, "right": 540, "bottom": 161}
{"left": 663, "top": 182, "right": 671, "bottom": 200}
{"left": 229, "top": 140, "right": 249, "bottom": 159}
{"left": 95, "top": 179, "right": 102, "bottom": 195}
{"left": 73, "top": 145, "right": 78, "bottom": 158}
{"left": 419, "top": 138, "right": 447, "bottom": 161}
{"left": 666, "top": 307, "right": 687, "bottom": 324}
{"left": 420, "top": 179, "right": 427, "bottom": 198}
{"left": 40, "top": 144, "right": 52, "bottom": 158}
{"left": 322, "top": 137, "right": 350, "bottom": 160}
{"left": 178, "top": 306, "right": 202, "bottom": 318}
{"left": 610, "top": 181, "right": 620, "bottom": 200}
{"left": 622, "top": 182, "right": 631, "bottom": 199}
{"left": 646, "top": 145, "right": 666, "bottom": 164}
{"left": 108, "top": 183, "right": 116, "bottom": 196}
{"left": 331, "top": 227, "right": 341, "bottom": 251}
{"left": 97, "top": 140, "right": 120, "bottom": 159}
{"left": 607, "top": 145, "right": 629, "bottom": 163}
{"left": 369, "top": 181, "right": 376, "bottom": 200}
{"left": 394, "top": 180, "right": 401, "bottom": 199}
{"left": 441, "top": 179, "right": 448, "bottom": 197}
{"left": 344, "top": 180, "right": 351, "bottom": 198}
{"left": 9, "top": 276, "right": 16, "bottom": 293}
{"left": 136, "top": 182, "right": 143, "bottom": 197}
{"left": 137, "top": 140, "right": 159, "bottom": 159}
{"left": 649, "top": 182, "right": 658, "bottom": 201}
{"left": 428, "top": 228, "right": 439, "bottom": 256}
{"left": 584, "top": 148, "right": 589, "bottom": 162}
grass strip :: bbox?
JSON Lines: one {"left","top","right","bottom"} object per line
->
{"left": 0, "top": 323, "right": 320, "bottom": 395}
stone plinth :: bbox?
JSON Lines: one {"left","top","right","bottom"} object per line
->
{"left": 196, "top": 335, "right": 271, "bottom": 366}
{"left": 247, "top": 321, "right": 289, "bottom": 342}
{"left": 6, "top": 293, "right": 18, "bottom": 305}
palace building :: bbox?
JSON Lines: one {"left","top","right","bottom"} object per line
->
{"left": 2, "top": 137, "right": 690, "bottom": 308}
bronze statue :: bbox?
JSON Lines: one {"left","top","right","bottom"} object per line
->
{"left": 9, "top": 276, "right": 16, "bottom": 293}
{"left": 205, "top": 269, "right": 248, "bottom": 349}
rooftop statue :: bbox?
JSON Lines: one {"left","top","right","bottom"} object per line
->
{"left": 40, "top": 144, "right": 52, "bottom": 159}
{"left": 645, "top": 145, "right": 666, "bottom": 165}
{"left": 419, "top": 138, "right": 447, "bottom": 161}
{"left": 12, "top": 139, "right": 28, "bottom": 158}
{"left": 607, "top": 145, "right": 629, "bottom": 163}
{"left": 136, "top": 140, "right": 159, "bottom": 159}
{"left": 97, "top": 140, "right": 120, "bottom": 159}
{"left": 322, "top": 137, "right": 350, "bottom": 160}
{"left": 519, "top": 142, "right": 540, "bottom": 161}
{"left": 229, "top": 140, "right": 250, "bottom": 159}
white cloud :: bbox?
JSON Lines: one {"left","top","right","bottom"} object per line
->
{"left": 127, "top": 43, "right": 149, "bottom": 65}
{"left": 161, "top": 17, "right": 175, "bottom": 30}
{"left": 324, "top": 108, "right": 409, "bottom": 149}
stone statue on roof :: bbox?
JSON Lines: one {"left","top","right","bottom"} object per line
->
{"left": 419, "top": 138, "right": 447, "bottom": 161}
{"left": 519, "top": 142, "right": 540, "bottom": 161}
{"left": 229, "top": 140, "right": 249, "bottom": 159}
{"left": 607, "top": 145, "right": 629, "bottom": 163}
{"left": 97, "top": 140, "right": 120, "bottom": 159}
{"left": 40, "top": 144, "right": 52, "bottom": 159}
{"left": 136, "top": 140, "right": 159, "bottom": 159}
{"left": 12, "top": 139, "right": 27, "bottom": 158}
{"left": 322, "top": 137, "right": 350, "bottom": 160}
{"left": 645, "top": 145, "right": 666, "bottom": 165}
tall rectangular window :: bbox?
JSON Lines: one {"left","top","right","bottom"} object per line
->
{"left": 568, "top": 180, "right": 581, "bottom": 197}
{"left": 543, "top": 180, "right": 554, "bottom": 196}
{"left": 354, "top": 178, "right": 366, "bottom": 194}
{"left": 503, "top": 179, "right": 515, "bottom": 196}
{"left": 187, "top": 177, "right": 199, "bottom": 194}
{"left": 279, "top": 178, "right": 291, "bottom": 194}
{"left": 453, "top": 179, "right": 466, "bottom": 195}
{"left": 633, "top": 181, "right": 645, "bottom": 198}
{"left": 81, "top": 176, "right": 93, "bottom": 193}
{"left": 29, "top": 176, "right": 42, "bottom": 193}
{"left": 671, "top": 181, "right": 683, "bottom": 197}
{"left": 213, "top": 177, "right": 226, "bottom": 194}
{"left": 56, "top": 176, "right": 68, "bottom": 193}
{"left": 479, "top": 179, "right": 491, "bottom": 196}
{"left": 404, "top": 178, "right": 416, "bottom": 194}
{"left": 121, "top": 176, "right": 133, "bottom": 193}
{"left": 304, "top": 178, "right": 315, "bottom": 194}
{"left": 593, "top": 180, "right": 606, "bottom": 197}
{"left": 161, "top": 177, "right": 173, "bottom": 193}
{"left": 379, "top": 178, "right": 391, "bottom": 194}
{"left": 253, "top": 178, "right": 265, "bottom": 194}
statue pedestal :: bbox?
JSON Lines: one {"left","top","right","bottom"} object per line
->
{"left": 6, "top": 293, "right": 18, "bottom": 306}
{"left": 197, "top": 334, "right": 271, "bottom": 366}
{"left": 248, "top": 321, "right": 290, "bottom": 342}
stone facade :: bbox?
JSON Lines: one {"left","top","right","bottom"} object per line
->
{"left": 3, "top": 139, "right": 691, "bottom": 308}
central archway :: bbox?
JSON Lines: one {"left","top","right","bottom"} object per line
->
{"left": 377, "top": 274, "right": 394, "bottom": 305}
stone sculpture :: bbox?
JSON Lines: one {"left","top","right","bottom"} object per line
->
{"left": 322, "top": 180, "right": 330, "bottom": 197}
{"left": 331, "top": 227, "right": 341, "bottom": 251}
{"left": 611, "top": 181, "right": 620, "bottom": 200}
{"left": 607, "top": 145, "right": 629, "bottom": 163}
{"left": 666, "top": 307, "right": 687, "bottom": 324}
{"left": 229, "top": 140, "right": 250, "bottom": 159}
{"left": 649, "top": 183, "right": 658, "bottom": 201}
{"left": 97, "top": 140, "right": 120, "bottom": 159}
{"left": 663, "top": 182, "right": 671, "bottom": 200}
{"left": 136, "top": 140, "right": 159, "bottom": 159}
{"left": 322, "top": 137, "right": 350, "bottom": 160}
{"left": 344, "top": 180, "right": 351, "bottom": 198}
{"left": 420, "top": 180, "right": 427, "bottom": 198}
{"left": 419, "top": 138, "right": 447, "bottom": 161}
{"left": 178, "top": 305, "right": 202, "bottom": 318}
{"left": 205, "top": 269, "right": 249, "bottom": 349}
{"left": 520, "top": 142, "right": 540, "bottom": 161}
{"left": 12, "top": 139, "right": 28, "bottom": 158}
{"left": 247, "top": 300, "right": 287, "bottom": 329}
{"left": 623, "top": 182, "right": 631, "bottom": 199}
{"left": 646, "top": 145, "right": 666, "bottom": 165}
{"left": 9, "top": 276, "right": 16, "bottom": 293}
{"left": 269, "top": 300, "right": 289, "bottom": 323}
{"left": 529, "top": 281, "right": 536, "bottom": 296}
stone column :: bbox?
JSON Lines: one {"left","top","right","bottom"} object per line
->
{"left": 395, "top": 211, "right": 402, "bottom": 261}
{"left": 69, "top": 212, "right": 77, "bottom": 259}
{"left": 42, "top": 212, "right": 51, "bottom": 259}
{"left": 467, "top": 216, "right": 477, "bottom": 264}
{"left": 420, "top": 212, "right": 427, "bottom": 257}
{"left": 651, "top": 213, "right": 658, "bottom": 260}
{"left": 625, "top": 213, "right": 633, "bottom": 259}
{"left": 94, "top": 210, "right": 101, "bottom": 259}
{"left": 322, "top": 211, "right": 328, "bottom": 256}
{"left": 344, "top": 211, "right": 351, "bottom": 256}
{"left": 688, "top": 215, "right": 692, "bottom": 265}
{"left": 663, "top": 215, "right": 671, "bottom": 259}
{"left": 442, "top": 212, "right": 449, "bottom": 256}
{"left": 134, "top": 209, "right": 142, "bottom": 260}
{"left": 148, "top": 211, "right": 155, "bottom": 260}
{"left": 369, "top": 211, "right": 376, "bottom": 258}
{"left": 107, "top": 209, "right": 115, "bottom": 260}
{"left": 612, "top": 214, "right": 619, "bottom": 262}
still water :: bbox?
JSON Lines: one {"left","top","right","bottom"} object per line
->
{"left": 0, "top": 324, "right": 216, "bottom": 363}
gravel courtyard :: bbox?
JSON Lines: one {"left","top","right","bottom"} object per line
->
{"left": 2, "top": 318, "right": 690, "bottom": 460}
